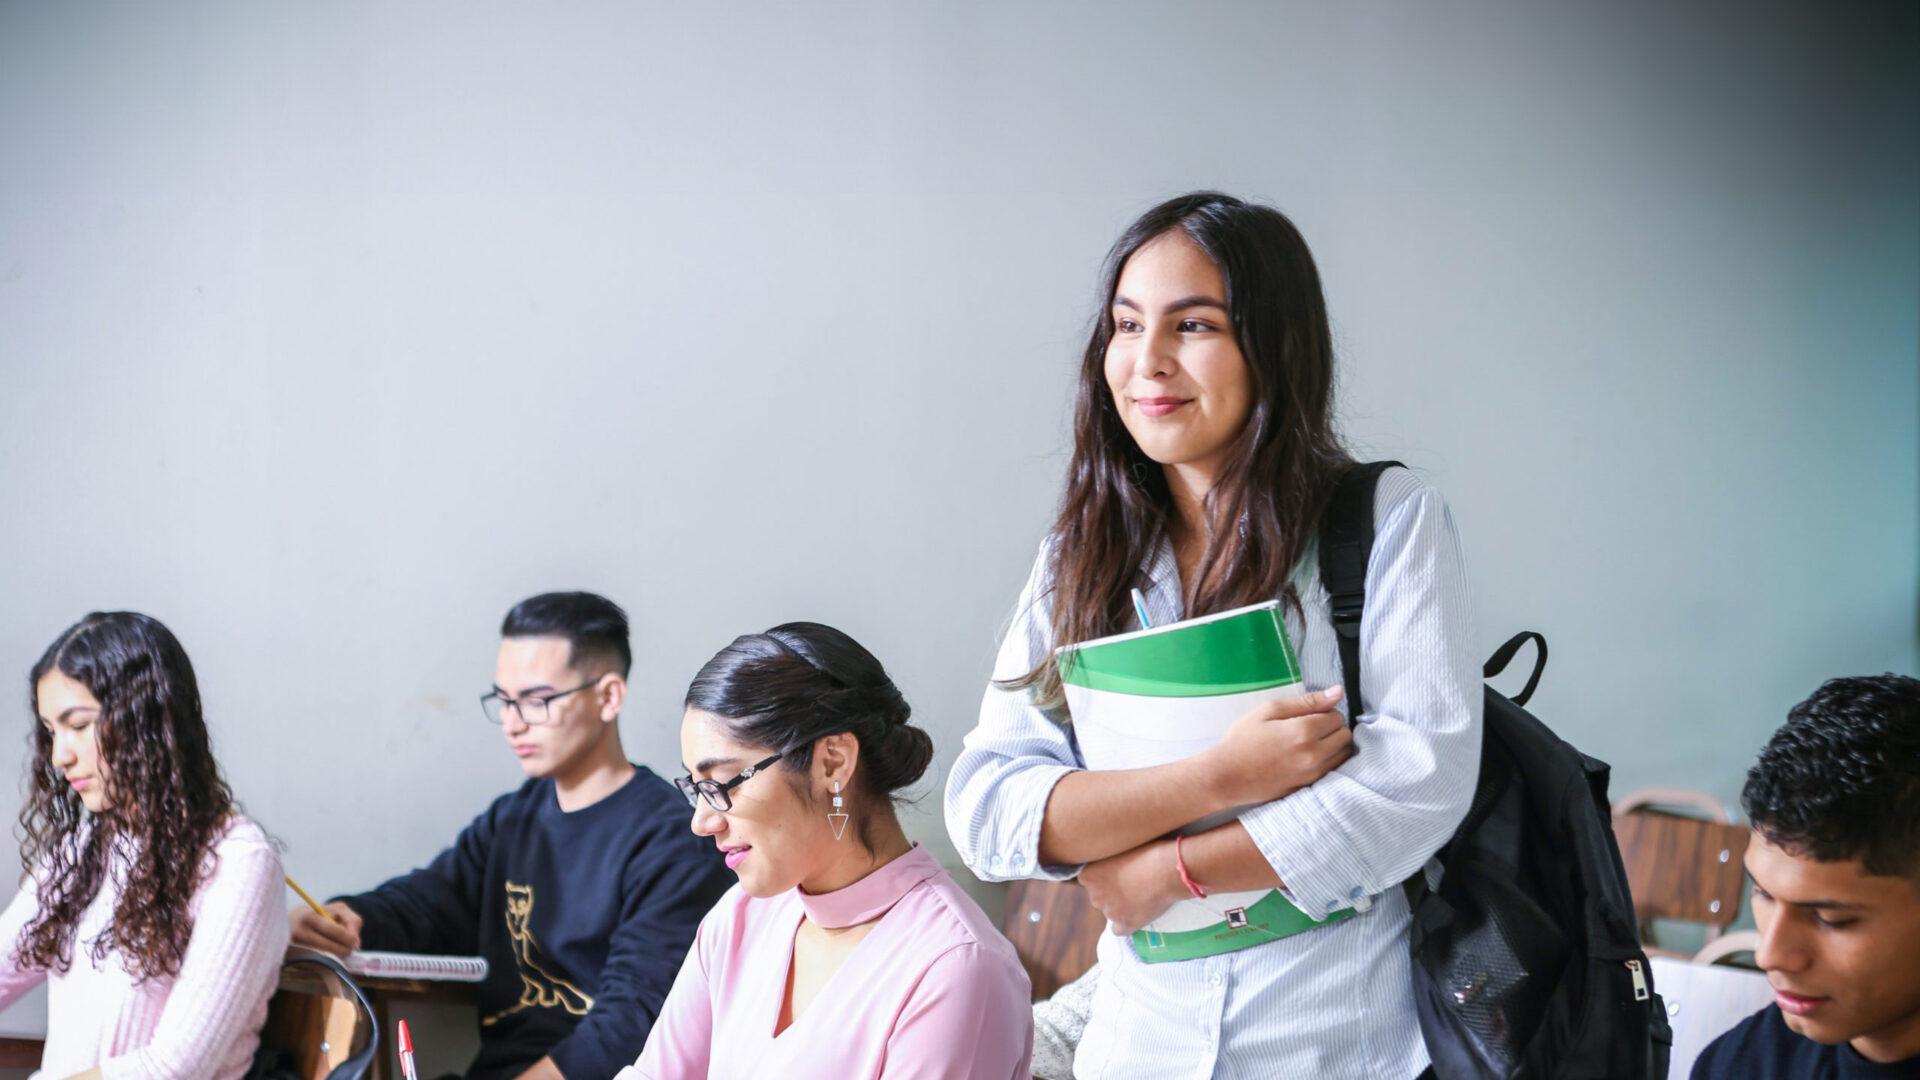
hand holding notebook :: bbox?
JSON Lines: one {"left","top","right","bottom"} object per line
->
{"left": 1057, "top": 600, "right": 1358, "bottom": 962}
{"left": 1200, "top": 684, "right": 1352, "bottom": 808}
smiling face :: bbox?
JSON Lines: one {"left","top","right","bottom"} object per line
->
{"left": 492, "top": 636, "right": 620, "bottom": 781}
{"left": 1746, "top": 831, "right": 1920, "bottom": 1062}
{"left": 1103, "top": 230, "right": 1254, "bottom": 490}
{"left": 680, "top": 708, "right": 844, "bottom": 899}
{"left": 35, "top": 670, "right": 110, "bottom": 814}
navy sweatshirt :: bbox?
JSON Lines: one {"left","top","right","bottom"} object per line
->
{"left": 340, "top": 769, "right": 732, "bottom": 1080}
{"left": 1693, "top": 1005, "right": 1920, "bottom": 1079}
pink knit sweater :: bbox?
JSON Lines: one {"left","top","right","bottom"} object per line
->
{"left": 0, "top": 816, "right": 289, "bottom": 1080}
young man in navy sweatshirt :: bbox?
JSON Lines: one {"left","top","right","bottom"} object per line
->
{"left": 1692, "top": 673, "right": 1920, "bottom": 1079}
{"left": 289, "top": 592, "right": 732, "bottom": 1080}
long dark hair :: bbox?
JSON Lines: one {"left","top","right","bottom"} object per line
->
{"left": 18, "top": 612, "right": 238, "bottom": 981}
{"left": 685, "top": 622, "right": 933, "bottom": 850}
{"left": 1015, "top": 192, "right": 1353, "bottom": 701}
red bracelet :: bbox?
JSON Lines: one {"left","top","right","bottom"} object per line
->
{"left": 1174, "top": 835, "right": 1208, "bottom": 899}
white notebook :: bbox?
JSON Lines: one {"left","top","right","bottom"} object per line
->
{"left": 341, "top": 950, "right": 488, "bottom": 982}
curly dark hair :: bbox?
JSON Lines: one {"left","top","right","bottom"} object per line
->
{"left": 18, "top": 612, "right": 238, "bottom": 981}
{"left": 1742, "top": 673, "right": 1920, "bottom": 880}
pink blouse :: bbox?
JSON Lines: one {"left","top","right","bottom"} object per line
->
{"left": 622, "top": 844, "right": 1031, "bottom": 1079}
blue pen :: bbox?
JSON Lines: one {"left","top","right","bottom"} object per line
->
{"left": 1131, "top": 588, "right": 1153, "bottom": 629}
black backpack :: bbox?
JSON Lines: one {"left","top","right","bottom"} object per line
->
{"left": 1319, "top": 462, "right": 1673, "bottom": 1079}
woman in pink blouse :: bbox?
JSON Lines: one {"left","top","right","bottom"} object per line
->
{"left": 622, "top": 621, "right": 1031, "bottom": 1080}
{"left": 0, "top": 612, "right": 288, "bottom": 1079}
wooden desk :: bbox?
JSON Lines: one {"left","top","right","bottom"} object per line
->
{"left": 266, "top": 966, "right": 475, "bottom": 1080}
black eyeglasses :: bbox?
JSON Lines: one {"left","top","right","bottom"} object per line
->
{"left": 480, "top": 678, "right": 601, "bottom": 727}
{"left": 675, "top": 754, "right": 784, "bottom": 813}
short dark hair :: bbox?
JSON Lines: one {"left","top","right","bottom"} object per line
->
{"left": 685, "top": 622, "right": 934, "bottom": 848}
{"left": 500, "top": 592, "right": 631, "bottom": 677}
{"left": 1743, "top": 673, "right": 1920, "bottom": 880}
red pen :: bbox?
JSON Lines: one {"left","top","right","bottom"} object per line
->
{"left": 398, "top": 1019, "right": 420, "bottom": 1080}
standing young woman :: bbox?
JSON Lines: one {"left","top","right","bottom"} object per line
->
{"left": 622, "top": 622, "right": 1030, "bottom": 1079}
{"left": 0, "top": 612, "right": 289, "bottom": 1079}
{"left": 945, "top": 192, "right": 1482, "bottom": 1079}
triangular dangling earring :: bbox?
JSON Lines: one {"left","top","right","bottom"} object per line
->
{"left": 828, "top": 780, "right": 849, "bottom": 841}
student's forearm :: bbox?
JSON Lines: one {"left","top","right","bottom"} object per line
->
{"left": 1037, "top": 756, "right": 1231, "bottom": 866}
{"left": 1178, "top": 820, "right": 1284, "bottom": 893}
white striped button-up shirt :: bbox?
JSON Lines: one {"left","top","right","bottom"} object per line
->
{"left": 944, "top": 467, "right": 1483, "bottom": 1080}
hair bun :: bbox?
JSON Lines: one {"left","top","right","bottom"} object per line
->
{"left": 686, "top": 620, "right": 933, "bottom": 803}
{"left": 868, "top": 720, "right": 934, "bottom": 794}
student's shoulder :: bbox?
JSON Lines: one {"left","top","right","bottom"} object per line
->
{"left": 1370, "top": 463, "right": 1448, "bottom": 523}
{"left": 1691, "top": 1005, "right": 1821, "bottom": 1079}
{"left": 898, "top": 865, "right": 1026, "bottom": 976}
{"left": 213, "top": 814, "right": 278, "bottom": 857}
{"left": 205, "top": 814, "right": 285, "bottom": 883}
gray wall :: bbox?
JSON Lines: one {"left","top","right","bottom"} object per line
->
{"left": 0, "top": 0, "right": 1914, "bottom": 1060}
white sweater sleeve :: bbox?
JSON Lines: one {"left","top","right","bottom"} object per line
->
{"left": 0, "top": 875, "right": 49, "bottom": 1012}
{"left": 97, "top": 826, "right": 291, "bottom": 1080}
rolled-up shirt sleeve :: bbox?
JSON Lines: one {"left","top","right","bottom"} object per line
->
{"left": 1240, "top": 473, "right": 1483, "bottom": 919}
{"left": 944, "top": 540, "right": 1086, "bottom": 884}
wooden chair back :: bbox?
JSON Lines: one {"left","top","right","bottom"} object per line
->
{"left": 1001, "top": 878, "right": 1106, "bottom": 1001}
{"left": 1612, "top": 790, "right": 1750, "bottom": 947}
{"left": 259, "top": 949, "right": 378, "bottom": 1080}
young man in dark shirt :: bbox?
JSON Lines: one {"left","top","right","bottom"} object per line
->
{"left": 1693, "top": 673, "right": 1920, "bottom": 1079}
{"left": 289, "top": 592, "right": 732, "bottom": 1080}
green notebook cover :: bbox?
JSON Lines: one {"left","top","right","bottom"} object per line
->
{"left": 1057, "top": 601, "right": 1353, "bottom": 962}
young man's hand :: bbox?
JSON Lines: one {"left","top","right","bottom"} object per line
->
{"left": 513, "top": 1058, "right": 565, "bottom": 1080}
{"left": 288, "top": 900, "right": 363, "bottom": 956}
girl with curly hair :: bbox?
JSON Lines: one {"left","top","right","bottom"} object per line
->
{"left": 0, "top": 611, "right": 289, "bottom": 1078}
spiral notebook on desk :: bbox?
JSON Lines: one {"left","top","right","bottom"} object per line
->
{"left": 1056, "top": 599, "right": 1353, "bottom": 963}
{"left": 342, "top": 950, "right": 488, "bottom": 982}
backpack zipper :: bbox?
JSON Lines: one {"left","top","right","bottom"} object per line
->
{"left": 1625, "top": 959, "right": 1650, "bottom": 1001}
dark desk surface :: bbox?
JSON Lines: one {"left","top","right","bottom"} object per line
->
{"left": 0, "top": 1039, "right": 39, "bottom": 1068}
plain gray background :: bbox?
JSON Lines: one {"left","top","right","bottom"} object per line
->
{"left": 1, "top": 0, "right": 1915, "bottom": 1068}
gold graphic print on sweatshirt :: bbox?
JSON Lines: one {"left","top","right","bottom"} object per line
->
{"left": 482, "top": 881, "right": 595, "bottom": 1025}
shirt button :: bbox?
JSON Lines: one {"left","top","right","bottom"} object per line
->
{"left": 1324, "top": 899, "right": 1340, "bottom": 913}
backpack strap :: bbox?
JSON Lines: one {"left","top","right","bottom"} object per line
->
{"left": 1318, "top": 460, "right": 1402, "bottom": 726}
{"left": 1484, "top": 630, "right": 1548, "bottom": 707}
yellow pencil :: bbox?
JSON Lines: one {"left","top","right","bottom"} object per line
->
{"left": 285, "top": 874, "right": 343, "bottom": 924}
